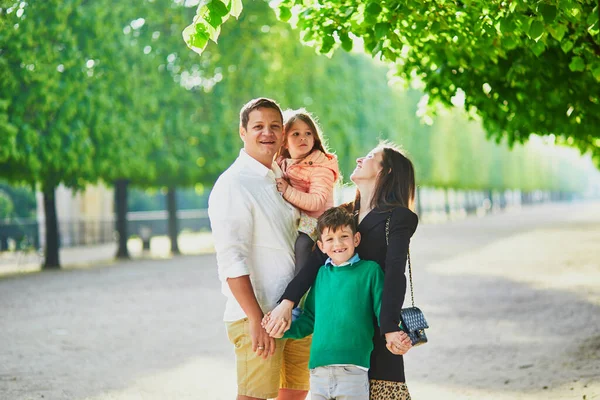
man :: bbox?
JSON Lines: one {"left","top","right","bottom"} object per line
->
{"left": 208, "top": 98, "right": 310, "bottom": 400}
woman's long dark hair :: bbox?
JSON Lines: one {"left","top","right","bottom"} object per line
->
{"left": 354, "top": 142, "right": 416, "bottom": 212}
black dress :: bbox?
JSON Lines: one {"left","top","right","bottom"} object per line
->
{"left": 281, "top": 205, "right": 418, "bottom": 382}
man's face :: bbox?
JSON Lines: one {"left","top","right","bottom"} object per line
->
{"left": 317, "top": 225, "right": 361, "bottom": 266}
{"left": 240, "top": 107, "right": 283, "bottom": 167}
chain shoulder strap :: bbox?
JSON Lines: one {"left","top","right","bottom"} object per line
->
{"left": 386, "top": 215, "right": 415, "bottom": 307}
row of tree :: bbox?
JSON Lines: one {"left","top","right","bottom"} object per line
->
{"left": 186, "top": 0, "right": 600, "bottom": 165}
{"left": 1, "top": 0, "right": 597, "bottom": 269}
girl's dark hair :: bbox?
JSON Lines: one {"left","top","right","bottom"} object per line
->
{"left": 276, "top": 109, "right": 329, "bottom": 160}
{"left": 354, "top": 141, "right": 416, "bottom": 212}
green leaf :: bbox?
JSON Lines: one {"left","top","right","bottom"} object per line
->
{"left": 549, "top": 24, "right": 567, "bottom": 41}
{"left": 365, "top": 2, "right": 382, "bottom": 17}
{"left": 528, "top": 20, "right": 545, "bottom": 40}
{"left": 278, "top": 6, "right": 292, "bottom": 22}
{"left": 500, "top": 17, "right": 516, "bottom": 34}
{"left": 531, "top": 40, "right": 545, "bottom": 57}
{"left": 561, "top": 40, "right": 574, "bottom": 53}
{"left": 503, "top": 35, "right": 518, "bottom": 50}
{"left": 592, "top": 66, "right": 600, "bottom": 82}
{"left": 229, "top": 0, "right": 243, "bottom": 18}
{"left": 586, "top": 10, "right": 599, "bottom": 26}
{"left": 207, "top": 0, "right": 229, "bottom": 18}
{"left": 569, "top": 56, "right": 585, "bottom": 72}
{"left": 321, "top": 34, "right": 335, "bottom": 53}
{"left": 206, "top": 12, "right": 223, "bottom": 29}
{"left": 538, "top": 4, "right": 557, "bottom": 24}
{"left": 374, "top": 22, "right": 390, "bottom": 39}
{"left": 339, "top": 31, "right": 353, "bottom": 52}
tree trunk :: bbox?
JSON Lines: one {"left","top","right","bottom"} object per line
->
{"left": 42, "top": 186, "right": 60, "bottom": 269}
{"left": 444, "top": 188, "right": 451, "bottom": 216}
{"left": 167, "top": 186, "right": 180, "bottom": 255}
{"left": 114, "top": 179, "right": 130, "bottom": 259}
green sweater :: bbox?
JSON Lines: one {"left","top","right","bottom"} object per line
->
{"left": 283, "top": 258, "right": 384, "bottom": 369}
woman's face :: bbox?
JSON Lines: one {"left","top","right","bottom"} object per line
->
{"left": 351, "top": 149, "right": 384, "bottom": 183}
{"left": 285, "top": 120, "right": 315, "bottom": 159}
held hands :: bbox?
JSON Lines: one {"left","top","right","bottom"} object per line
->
{"left": 275, "top": 178, "right": 289, "bottom": 194}
{"left": 249, "top": 318, "right": 276, "bottom": 360}
{"left": 261, "top": 300, "right": 294, "bottom": 338}
{"left": 385, "top": 331, "right": 412, "bottom": 355}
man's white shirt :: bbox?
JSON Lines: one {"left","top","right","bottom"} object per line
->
{"left": 208, "top": 149, "right": 300, "bottom": 322}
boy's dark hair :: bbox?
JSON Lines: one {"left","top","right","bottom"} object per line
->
{"left": 317, "top": 206, "right": 357, "bottom": 240}
{"left": 239, "top": 97, "right": 283, "bottom": 129}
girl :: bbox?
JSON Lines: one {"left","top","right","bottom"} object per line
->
{"left": 275, "top": 109, "right": 339, "bottom": 275}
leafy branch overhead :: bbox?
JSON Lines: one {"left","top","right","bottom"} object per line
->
{"left": 183, "top": 0, "right": 600, "bottom": 165}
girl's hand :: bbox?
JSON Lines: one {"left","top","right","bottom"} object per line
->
{"left": 276, "top": 178, "right": 289, "bottom": 194}
{"left": 385, "top": 331, "right": 412, "bottom": 355}
{"left": 263, "top": 300, "right": 293, "bottom": 337}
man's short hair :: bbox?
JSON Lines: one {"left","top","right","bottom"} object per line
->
{"left": 316, "top": 206, "right": 357, "bottom": 240}
{"left": 239, "top": 98, "right": 284, "bottom": 129}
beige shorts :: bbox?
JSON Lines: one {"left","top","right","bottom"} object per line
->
{"left": 225, "top": 318, "right": 311, "bottom": 399}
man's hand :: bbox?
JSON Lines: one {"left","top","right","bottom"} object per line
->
{"left": 385, "top": 331, "right": 412, "bottom": 355}
{"left": 262, "top": 300, "right": 293, "bottom": 337}
{"left": 249, "top": 318, "right": 276, "bottom": 359}
{"left": 276, "top": 178, "right": 289, "bottom": 194}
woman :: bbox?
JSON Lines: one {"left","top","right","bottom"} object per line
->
{"left": 264, "top": 142, "right": 419, "bottom": 399}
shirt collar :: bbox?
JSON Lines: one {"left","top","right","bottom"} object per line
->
{"left": 239, "top": 149, "right": 278, "bottom": 178}
{"left": 325, "top": 252, "right": 361, "bottom": 267}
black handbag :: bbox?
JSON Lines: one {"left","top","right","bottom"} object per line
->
{"left": 386, "top": 215, "right": 429, "bottom": 346}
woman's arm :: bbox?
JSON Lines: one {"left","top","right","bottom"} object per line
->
{"left": 263, "top": 244, "right": 326, "bottom": 336}
{"left": 283, "top": 167, "right": 335, "bottom": 212}
{"left": 282, "top": 245, "right": 326, "bottom": 305}
{"left": 379, "top": 207, "right": 418, "bottom": 336}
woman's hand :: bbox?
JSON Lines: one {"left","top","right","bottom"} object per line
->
{"left": 385, "top": 331, "right": 412, "bottom": 355}
{"left": 276, "top": 178, "right": 289, "bottom": 194}
{"left": 261, "top": 300, "right": 293, "bottom": 337}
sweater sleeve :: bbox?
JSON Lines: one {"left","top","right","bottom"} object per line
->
{"left": 371, "top": 263, "right": 385, "bottom": 326}
{"left": 283, "top": 286, "right": 316, "bottom": 339}
{"left": 379, "top": 207, "right": 418, "bottom": 336}
{"left": 283, "top": 166, "right": 335, "bottom": 213}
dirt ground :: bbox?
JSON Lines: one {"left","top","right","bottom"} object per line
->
{"left": 0, "top": 201, "right": 599, "bottom": 400}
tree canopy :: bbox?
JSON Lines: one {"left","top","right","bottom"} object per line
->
{"left": 184, "top": 0, "right": 600, "bottom": 166}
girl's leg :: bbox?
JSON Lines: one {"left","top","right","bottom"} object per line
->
{"left": 294, "top": 232, "right": 314, "bottom": 276}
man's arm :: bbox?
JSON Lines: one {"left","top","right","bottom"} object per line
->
{"left": 227, "top": 276, "right": 275, "bottom": 358}
{"left": 208, "top": 179, "right": 274, "bottom": 358}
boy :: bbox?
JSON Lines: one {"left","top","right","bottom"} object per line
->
{"left": 273, "top": 206, "right": 384, "bottom": 400}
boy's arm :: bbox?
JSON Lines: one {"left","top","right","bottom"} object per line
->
{"left": 372, "top": 264, "right": 385, "bottom": 326}
{"left": 283, "top": 285, "right": 316, "bottom": 339}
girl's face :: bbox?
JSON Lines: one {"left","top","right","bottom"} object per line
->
{"left": 351, "top": 149, "right": 384, "bottom": 183}
{"left": 285, "top": 120, "right": 315, "bottom": 159}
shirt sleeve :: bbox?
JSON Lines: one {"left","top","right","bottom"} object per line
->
{"left": 283, "top": 286, "right": 316, "bottom": 339}
{"left": 371, "top": 263, "right": 385, "bottom": 326}
{"left": 208, "top": 178, "right": 253, "bottom": 282}
{"left": 379, "top": 207, "right": 418, "bottom": 335}
{"left": 283, "top": 166, "right": 336, "bottom": 212}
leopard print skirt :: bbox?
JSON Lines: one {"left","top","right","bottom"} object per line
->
{"left": 369, "top": 379, "right": 411, "bottom": 400}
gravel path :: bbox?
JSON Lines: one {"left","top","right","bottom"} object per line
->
{"left": 1, "top": 201, "right": 599, "bottom": 400}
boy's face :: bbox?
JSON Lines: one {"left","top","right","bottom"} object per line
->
{"left": 317, "top": 225, "right": 361, "bottom": 266}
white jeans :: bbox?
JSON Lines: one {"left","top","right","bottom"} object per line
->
{"left": 310, "top": 365, "right": 369, "bottom": 400}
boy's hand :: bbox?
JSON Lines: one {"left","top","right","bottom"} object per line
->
{"left": 385, "top": 331, "right": 412, "bottom": 355}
